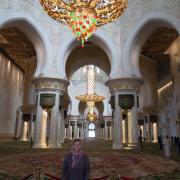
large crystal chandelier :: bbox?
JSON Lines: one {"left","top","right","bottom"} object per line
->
{"left": 39, "top": 0, "right": 128, "bottom": 47}
{"left": 76, "top": 65, "right": 105, "bottom": 121}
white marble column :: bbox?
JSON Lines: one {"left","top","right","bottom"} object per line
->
{"left": 69, "top": 125, "right": 73, "bottom": 139}
{"left": 147, "top": 115, "right": 151, "bottom": 142}
{"left": 140, "top": 125, "right": 144, "bottom": 138}
{"left": 101, "top": 128, "right": 105, "bottom": 139}
{"left": 32, "top": 78, "right": 69, "bottom": 148}
{"left": 104, "top": 121, "right": 108, "bottom": 140}
{"left": 69, "top": 116, "right": 79, "bottom": 139}
{"left": 109, "top": 126, "right": 112, "bottom": 140}
{"left": 143, "top": 120, "right": 147, "bottom": 140}
{"left": 20, "top": 121, "right": 28, "bottom": 141}
{"left": 49, "top": 92, "right": 61, "bottom": 148}
{"left": 112, "top": 93, "right": 123, "bottom": 149}
{"left": 57, "top": 111, "right": 62, "bottom": 144}
{"left": 151, "top": 122, "right": 154, "bottom": 142}
{"left": 61, "top": 110, "right": 65, "bottom": 143}
{"left": 153, "top": 123, "right": 158, "bottom": 143}
{"left": 58, "top": 108, "right": 65, "bottom": 144}
{"left": 28, "top": 113, "right": 34, "bottom": 140}
{"left": 127, "top": 106, "right": 138, "bottom": 148}
{"left": 125, "top": 118, "right": 128, "bottom": 143}
{"left": 74, "top": 121, "right": 79, "bottom": 139}
{"left": 33, "top": 106, "right": 48, "bottom": 148}
{"left": 122, "top": 120, "right": 126, "bottom": 143}
{"left": 64, "top": 127, "right": 67, "bottom": 138}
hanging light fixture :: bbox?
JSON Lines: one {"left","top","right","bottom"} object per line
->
{"left": 76, "top": 65, "right": 105, "bottom": 121}
{"left": 39, "top": 0, "right": 128, "bottom": 47}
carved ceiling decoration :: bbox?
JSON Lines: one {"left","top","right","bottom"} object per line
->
{"left": 141, "top": 27, "right": 178, "bottom": 82}
{"left": 0, "top": 27, "right": 36, "bottom": 70}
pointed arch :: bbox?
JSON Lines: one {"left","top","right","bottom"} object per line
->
{"left": 123, "top": 12, "right": 180, "bottom": 78}
{"left": 0, "top": 12, "right": 50, "bottom": 77}
{"left": 56, "top": 29, "right": 119, "bottom": 79}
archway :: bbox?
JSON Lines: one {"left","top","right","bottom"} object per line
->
{"left": 66, "top": 63, "right": 111, "bottom": 140}
{"left": 127, "top": 13, "right": 180, "bottom": 140}
{"left": 57, "top": 30, "right": 120, "bottom": 79}
{"left": 124, "top": 12, "right": 180, "bottom": 78}
{"left": 0, "top": 15, "right": 48, "bottom": 77}
{"left": 79, "top": 101, "right": 104, "bottom": 139}
{"left": 66, "top": 43, "right": 110, "bottom": 79}
{"left": 0, "top": 16, "right": 47, "bottom": 138}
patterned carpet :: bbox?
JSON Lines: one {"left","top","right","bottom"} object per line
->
{"left": 0, "top": 140, "right": 179, "bottom": 179}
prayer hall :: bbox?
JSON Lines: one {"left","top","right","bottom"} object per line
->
{"left": 0, "top": 0, "right": 180, "bottom": 179}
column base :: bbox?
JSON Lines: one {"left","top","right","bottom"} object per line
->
{"left": 33, "top": 143, "right": 48, "bottom": 149}
{"left": 112, "top": 143, "right": 123, "bottom": 149}
{"left": 48, "top": 143, "right": 62, "bottom": 148}
{"left": 125, "top": 143, "right": 137, "bottom": 149}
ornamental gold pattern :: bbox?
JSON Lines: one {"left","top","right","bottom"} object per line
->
{"left": 39, "top": 0, "right": 128, "bottom": 46}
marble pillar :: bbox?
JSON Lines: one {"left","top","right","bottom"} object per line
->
{"left": 153, "top": 123, "right": 158, "bottom": 143}
{"left": 106, "top": 78, "right": 143, "bottom": 150}
{"left": 127, "top": 106, "right": 138, "bottom": 148}
{"left": 33, "top": 107, "right": 48, "bottom": 148}
{"left": 147, "top": 115, "right": 151, "bottom": 142}
{"left": 49, "top": 92, "right": 61, "bottom": 148}
{"left": 20, "top": 121, "right": 28, "bottom": 141}
{"left": 32, "top": 77, "right": 69, "bottom": 148}
{"left": 112, "top": 93, "right": 123, "bottom": 149}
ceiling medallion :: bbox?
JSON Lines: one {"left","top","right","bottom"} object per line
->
{"left": 39, "top": 0, "right": 128, "bottom": 47}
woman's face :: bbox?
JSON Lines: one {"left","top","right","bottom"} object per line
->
{"left": 73, "top": 141, "right": 82, "bottom": 152}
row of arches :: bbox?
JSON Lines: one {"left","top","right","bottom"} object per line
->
{"left": 1, "top": 12, "right": 179, "bottom": 80}
{"left": 0, "top": 11, "right": 179, "bottom": 139}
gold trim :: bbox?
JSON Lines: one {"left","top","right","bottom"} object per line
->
{"left": 32, "top": 77, "right": 69, "bottom": 91}
{"left": 106, "top": 78, "right": 143, "bottom": 92}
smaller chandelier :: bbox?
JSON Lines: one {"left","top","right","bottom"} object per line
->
{"left": 39, "top": 0, "right": 128, "bottom": 47}
{"left": 76, "top": 65, "right": 105, "bottom": 121}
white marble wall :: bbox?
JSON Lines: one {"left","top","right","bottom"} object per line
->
{"left": 139, "top": 55, "right": 158, "bottom": 108}
{"left": 0, "top": 53, "right": 23, "bottom": 136}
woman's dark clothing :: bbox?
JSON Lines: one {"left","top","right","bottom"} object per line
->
{"left": 62, "top": 153, "right": 90, "bottom": 180}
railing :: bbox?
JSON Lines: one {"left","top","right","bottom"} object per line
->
{"left": 21, "top": 167, "right": 135, "bottom": 180}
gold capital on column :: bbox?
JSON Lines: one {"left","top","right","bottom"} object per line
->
{"left": 32, "top": 77, "right": 69, "bottom": 91}
{"left": 105, "top": 78, "right": 143, "bottom": 92}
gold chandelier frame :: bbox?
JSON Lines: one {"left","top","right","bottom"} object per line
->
{"left": 39, "top": 0, "right": 128, "bottom": 46}
{"left": 39, "top": 0, "right": 128, "bottom": 26}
